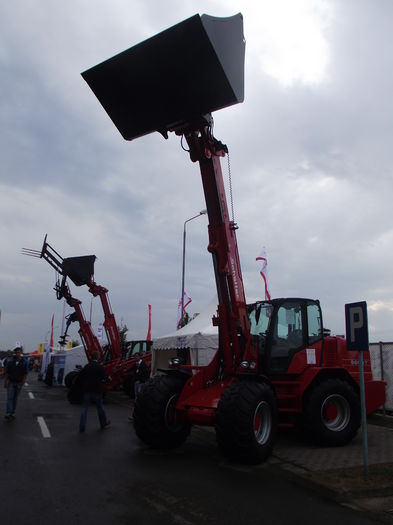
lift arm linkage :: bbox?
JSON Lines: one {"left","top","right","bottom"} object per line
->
{"left": 182, "top": 122, "right": 258, "bottom": 375}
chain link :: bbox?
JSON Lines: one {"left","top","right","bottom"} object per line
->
{"left": 227, "top": 150, "right": 235, "bottom": 223}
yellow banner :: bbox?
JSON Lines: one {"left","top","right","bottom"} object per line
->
{"left": 37, "top": 343, "right": 44, "bottom": 354}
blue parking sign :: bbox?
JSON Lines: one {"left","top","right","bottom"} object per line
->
{"left": 345, "top": 301, "right": 369, "bottom": 351}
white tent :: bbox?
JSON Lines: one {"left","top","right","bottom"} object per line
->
{"left": 152, "top": 297, "right": 218, "bottom": 373}
{"left": 62, "top": 345, "right": 88, "bottom": 383}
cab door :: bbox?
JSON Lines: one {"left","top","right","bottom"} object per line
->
{"left": 269, "top": 300, "right": 306, "bottom": 373}
{"left": 268, "top": 299, "right": 323, "bottom": 374}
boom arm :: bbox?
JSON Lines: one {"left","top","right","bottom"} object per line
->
{"left": 87, "top": 280, "right": 122, "bottom": 360}
{"left": 55, "top": 277, "right": 103, "bottom": 360}
{"left": 22, "top": 235, "right": 121, "bottom": 360}
{"left": 182, "top": 120, "right": 257, "bottom": 376}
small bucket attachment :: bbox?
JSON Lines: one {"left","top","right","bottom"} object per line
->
{"left": 62, "top": 256, "right": 96, "bottom": 286}
{"left": 82, "top": 13, "right": 245, "bottom": 140}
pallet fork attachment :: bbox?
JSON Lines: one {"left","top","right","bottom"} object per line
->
{"left": 22, "top": 234, "right": 96, "bottom": 287}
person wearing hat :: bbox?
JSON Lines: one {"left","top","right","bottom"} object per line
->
{"left": 4, "top": 346, "right": 28, "bottom": 420}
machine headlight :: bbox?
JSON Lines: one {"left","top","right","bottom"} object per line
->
{"left": 240, "top": 360, "right": 256, "bottom": 370}
{"left": 169, "top": 357, "right": 182, "bottom": 366}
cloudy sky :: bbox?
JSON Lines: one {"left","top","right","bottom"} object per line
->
{"left": 1, "top": 0, "right": 392, "bottom": 352}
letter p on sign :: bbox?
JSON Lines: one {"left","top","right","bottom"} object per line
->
{"left": 345, "top": 301, "right": 369, "bottom": 351}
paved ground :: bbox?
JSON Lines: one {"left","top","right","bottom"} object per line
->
{"left": 269, "top": 415, "right": 393, "bottom": 523}
{"left": 107, "top": 387, "right": 393, "bottom": 523}
{"left": 7, "top": 376, "right": 393, "bottom": 523}
{"left": 107, "top": 386, "right": 393, "bottom": 522}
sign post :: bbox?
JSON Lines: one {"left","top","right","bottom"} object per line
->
{"left": 345, "top": 301, "right": 369, "bottom": 475}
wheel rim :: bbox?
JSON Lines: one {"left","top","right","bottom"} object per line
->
{"left": 164, "top": 394, "right": 183, "bottom": 432}
{"left": 321, "top": 394, "right": 350, "bottom": 431}
{"left": 253, "top": 400, "right": 272, "bottom": 445}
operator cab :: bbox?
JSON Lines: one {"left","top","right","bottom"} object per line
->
{"left": 248, "top": 298, "right": 323, "bottom": 374}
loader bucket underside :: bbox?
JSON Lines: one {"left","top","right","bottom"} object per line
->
{"left": 62, "top": 256, "right": 96, "bottom": 286}
{"left": 82, "top": 13, "right": 245, "bottom": 140}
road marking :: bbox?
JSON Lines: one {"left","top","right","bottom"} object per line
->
{"left": 28, "top": 392, "right": 34, "bottom": 399}
{"left": 37, "top": 416, "right": 51, "bottom": 438}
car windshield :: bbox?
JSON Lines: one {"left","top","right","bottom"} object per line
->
{"left": 248, "top": 303, "right": 274, "bottom": 336}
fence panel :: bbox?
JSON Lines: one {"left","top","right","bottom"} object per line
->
{"left": 370, "top": 342, "right": 393, "bottom": 412}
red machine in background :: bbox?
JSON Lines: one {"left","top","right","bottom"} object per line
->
{"left": 82, "top": 13, "right": 385, "bottom": 463}
{"left": 23, "top": 235, "right": 152, "bottom": 402}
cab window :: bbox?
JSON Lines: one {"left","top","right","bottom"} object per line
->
{"left": 271, "top": 303, "right": 303, "bottom": 358}
{"left": 249, "top": 304, "right": 273, "bottom": 336}
{"left": 307, "top": 303, "right": 322, "bottom": 344}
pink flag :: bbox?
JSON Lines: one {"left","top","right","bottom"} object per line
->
{"left": 146, "top": 304, "right": 152, "bottom": 342}
{"left": 177, "top": 292, "right": 192, "bottom": 329}
{"left": 50, "top": 313, "right": 54, "bottom": 348}
{"left": 256, "top": 247, "right": 271, "bottom": 300}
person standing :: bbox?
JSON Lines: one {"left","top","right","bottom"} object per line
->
{"left": 78, "top": 351, "right": 110, "bottom": 433}
{"left": 128, "top": 353, "right": 150, "bottom": 422}
{"left": 133, "top": 353, "right": 150, "bottom": 399}
{"left": 4, "top": 346, "right": 28, "bottom": 420}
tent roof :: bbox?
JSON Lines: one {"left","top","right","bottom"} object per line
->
{"left": 153, "top": 297, "right": 218, "bottom": 350}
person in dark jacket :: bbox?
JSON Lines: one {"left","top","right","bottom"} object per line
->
{"left": 4, "top": 346, "right": 28, "bottom": 420}
{"left": 128, "top": 354, "right": 150, "bottom": 422}
{"left": 133, "top": 353, "right": 150, "bottom": 399}
{"left": 78, "top": 352, "right": 110, "bottom": 433}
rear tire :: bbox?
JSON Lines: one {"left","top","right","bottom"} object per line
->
{"left": 133, "top": 375, "right": 191, "bottom": 449}
{"left": 304, "top": 378, "right": 360, "bottom": 446}
{"left": 215, "top": 381, "right": 278, "bottom": 464}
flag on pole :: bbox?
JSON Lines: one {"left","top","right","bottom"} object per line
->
{"left": 41, "top": 343, "right": 51, "bottom": 379}
{"left": 177, "top": 292, "right": 192, "bottom": 329}
{"left": 146, "top": 304, "right": 152, "bottom": 341}
{"left": 256, "top": 247, "right": 271, "bottom": 300}
{"left": 50, "top": 313, "right": 54, "bottom": 348}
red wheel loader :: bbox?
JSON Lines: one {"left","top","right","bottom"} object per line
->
{"left": 82, "top": 13, "right": 385, "bottom": 463}
{"left": 23, "top": 235, "right": 152, "bottom": 402}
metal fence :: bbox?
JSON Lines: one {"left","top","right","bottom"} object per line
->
{"left": 369, "top": 341, "right": 393, "bottom": 413}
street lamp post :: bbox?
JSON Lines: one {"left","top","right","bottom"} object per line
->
{"left": 180, "top": 209, "right": 207, "bottom": 328}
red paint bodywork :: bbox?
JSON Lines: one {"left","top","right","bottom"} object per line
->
{"left": 167, "top": 125, "right": 385, "bottom": 428}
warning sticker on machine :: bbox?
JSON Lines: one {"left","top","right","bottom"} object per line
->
{"left": 306, "top": 348, "right": 316, "bottom": 365}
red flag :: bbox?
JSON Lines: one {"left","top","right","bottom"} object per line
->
{"left": 50, "top": 313, "right": 54, "bottom": 347}
{"left": 256, "top": 247, "right": 271, "bottom": 300}
{"left": 146, "top": 304, "right": 152, "bottom": 342}
{"left": 177, "top": 292, "right": 192, "bottom": 329}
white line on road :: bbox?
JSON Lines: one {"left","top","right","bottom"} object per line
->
{"left": 37, "top": 416, "right": 51, "bottom": 438}
{"left": 28, "top": 392, "right": 34, "bottom": 399}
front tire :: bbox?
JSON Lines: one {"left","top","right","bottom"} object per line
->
{"left": 133, "top": 375, "right": 191, "bottom": 449}
{"left": 66, "top": 372, "right": 83, "bottom": 404}
{"left": 215, "top": 381, "right": 278, "bottom": 464}
{"left": 304, "top": 378, "right": 360, "bottom": 446}
{"left": 64, "top": 371, "right": 79, "bottom": 389}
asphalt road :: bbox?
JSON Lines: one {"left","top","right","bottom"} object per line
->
{"left": 0, "top": 373, "right": 381, "bottom": 525}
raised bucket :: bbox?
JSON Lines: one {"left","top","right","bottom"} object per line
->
{"left": 82, "top": 13, "right": 245, "bottom": 140}
{"left": 62, "top": 256, "right": 96, "bottom": 286}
